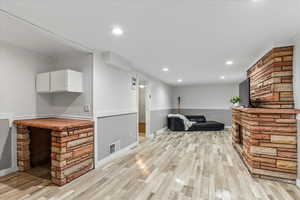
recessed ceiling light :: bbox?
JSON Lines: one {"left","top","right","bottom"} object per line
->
{"left": 177, "top": 79, "right": 183, "bottom": 83}
{"left": 112, "top": 26, "right": 124, "bottom": 36}
{"left": 226, "top": 60, "right": 233, "bottom": 65}
{"left": 162, "top": 67, "right": 169, "bottom": 72}
{"left": 139, "top": 85, "right": 145, "bottom": 88}
{"left": 220, "top": 76, "right": 225, "bottom": 80}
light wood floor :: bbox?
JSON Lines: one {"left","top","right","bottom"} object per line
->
{"left": 1, "top": 131, "right": 300, "bottom": 200}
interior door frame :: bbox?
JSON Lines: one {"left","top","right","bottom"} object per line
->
{"left": 137, "top": 75, "right": 151, "bottom": 139}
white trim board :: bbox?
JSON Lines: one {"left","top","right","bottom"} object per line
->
{"left": 0, "top": 113, "right": 14, "bottom": 127}
{"left": 95, "top": 142, "right": 138, "bottom": 169}
{"left": 297, "top": 179, "right": 300, "bottom": 188}
{"left": 0, "top": 167, "right": 18, "bottom": 177}
{"left": 150, "top": 108, "right": 172, "bottom": 111}
{"left": 155, "top": 127, "right": 168, "bottom": 136}
{"left": 95, "top": 110, "right": 137, "bottom": 118}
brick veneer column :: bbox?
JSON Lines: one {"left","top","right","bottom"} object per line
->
{"left": 16, "top": 125, "right": 31, "bottom": 171}
{"left": 51, "top": 126, "right": 94, "bottom": 186}
{"left": 247, "top": 46, "right": 294, "bottom": 109}
{"left": 231, "top": 45, "right": 299, "bottom": 183}
{"left": 232, "top": 109, "right": 298, "bottom": 182}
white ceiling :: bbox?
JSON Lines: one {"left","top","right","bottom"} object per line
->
{"left": 0, "top": 12, "right": 90, "bottom": 57}
{"left": 1, "top": 0, "right": 300, "bottom": 85}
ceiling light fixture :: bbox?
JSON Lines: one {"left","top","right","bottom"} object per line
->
{"left": 220, "top": 76, "right": 225, "bottom": 80}
{"left": 139, "top": 85, "right": 145, "bottom": 89}
{"left": 226, "top": 60, "right": 233, "bottom": 65}
{"left": 177, "top": 79, "right": 183, "bottom": 83}
{"left": 112, "top": 26, "right": 124, "bottom": 36}
{"left": 162, "top": 67, "right": 169, "bottom": 72}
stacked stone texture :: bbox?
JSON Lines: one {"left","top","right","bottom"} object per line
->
{"left": 231, "top": 45, "right": 299, "bottom": 183}
{"left": 232, "top": 109, "right": 297, "bottom": 182}
{"left": 247, "top": 46, "right": 294, "bottom": 109}
{"left": 16, "top": 125, "right": 94, "bottom": 186}
{"left": 16, "top": 125, "right": 31, "bottom": 171}
{"left": 51, "top": 126, "right": 94, "bottom": 185}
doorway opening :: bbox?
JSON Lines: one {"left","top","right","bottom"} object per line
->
{"left": 138, "top": 79, "right": 149, "bottom": 143}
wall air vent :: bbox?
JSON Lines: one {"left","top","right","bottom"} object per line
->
{"left": 109, "top": 141, "right": 120, "bottom": 154}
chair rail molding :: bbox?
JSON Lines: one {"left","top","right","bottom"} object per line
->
{"left": 0, "top": 113, "right": 13, "bottom": 127}
{"left": 95, "top": 109, "right": 138, "bottom": 118}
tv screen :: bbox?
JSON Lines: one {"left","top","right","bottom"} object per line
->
{"left": 239, "top": 78, "right": 250, "bottom": 107}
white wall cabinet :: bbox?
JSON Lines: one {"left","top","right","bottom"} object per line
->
{"left": 36, "top": 69, "right": 83, "bottom": 93}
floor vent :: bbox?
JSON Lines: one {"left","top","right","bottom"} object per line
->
{"left": 109, "top": 141, "right": 120, "bottom": 154}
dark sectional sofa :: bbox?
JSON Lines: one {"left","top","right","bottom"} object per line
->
{"left": 168, "top": 115, "right": 224, "bottom": 132}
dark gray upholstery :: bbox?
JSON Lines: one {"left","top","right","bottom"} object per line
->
{"left": 168, "top": 115, "right": 224, "bottom": 132}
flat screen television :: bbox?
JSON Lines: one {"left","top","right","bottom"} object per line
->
{"left": 239, "top": 78, "right": 250, "bottom": 107}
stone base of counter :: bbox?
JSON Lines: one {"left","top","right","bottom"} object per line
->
{"left": 15, "top": 118, "right": 94, "bottom": 186}
{"left": 232, "top": 108, "right": 298, "bottom": 183}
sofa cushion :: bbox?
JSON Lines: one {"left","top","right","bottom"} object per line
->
{"left": 186, "top": 115, "right": 206, "bottom": 123}
{"left": 188, "top": 121, "right": 224, "bottom": 131}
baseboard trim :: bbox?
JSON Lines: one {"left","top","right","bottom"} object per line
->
{"left": 0, "top": 113, "right": 14, "bottom": 127}
{"left": 95, "top": 141, "right": 138, "bottom": 168}
{"left": 297, "top": 179, "right": 300, "bottom": 188}
{"left": 156, "top": 127, "right": 168, "bottom": 135}
{"left": 0, "top": 167, "right": 18, "bottom": 177}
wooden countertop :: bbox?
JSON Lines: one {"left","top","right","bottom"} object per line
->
{"left": 232, "top": 107, "right": 300, "bottom": 114}
{"left": 14, "top": 118, "right": 93, "bottom": 131}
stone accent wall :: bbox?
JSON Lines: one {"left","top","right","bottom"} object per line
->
{"left": 247, "top": 46, "right": 294, "bottom": 109}
{"left": 51, "top": 126, "right": 94, "bottom": 185}
{"left": 16, "top": 125, "right": 94, "bottom": 186}
{"left": 16, "top": 125, "right": 31, "bottom": 171}
{"left": 232, "top": 109, "right": 298, "bottom": 182}
{"left": 231, "top": 45, "right": 299, "bottom": 183}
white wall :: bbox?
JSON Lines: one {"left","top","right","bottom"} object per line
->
{"left": 0, "top": 41, "right": 54, "bottom": 117}
{"left": 150, "top": 79, "right": 173, "bottom": 111}
{"left": 93, "top": 51, "right": 137, "bottom": 115}
{"left": 0, "top": 40, "right": 93, "bottom": 119}
{"left": 93, "top": 51, "right": 138, "bottom": 164}
{"left": 293, "top": 36, "right": 300, "bottom": 109}
{"left": 51, "top": 53, "right": 93, "bottom": 118}
{"left": 172, "top": 83, "right": 239, "bottom": 109}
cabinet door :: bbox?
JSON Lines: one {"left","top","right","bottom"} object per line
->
{"left": 36, "top": 72, "right": 50, "bottom": 93}
{"left": 67, "top": 70, "right": 83, "bottom": 92}
{"left": 50, "top": 70, "right": 68, "bottom": 92}
{"left": 50, "top": 70, "right": 83, "bottom": 93}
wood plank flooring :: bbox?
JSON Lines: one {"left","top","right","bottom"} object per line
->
{"left": 139, "top": 122, "right": 146, "bottom": 137}
{"left": 1, "top": 131, "right": 300, "bottom": 200}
